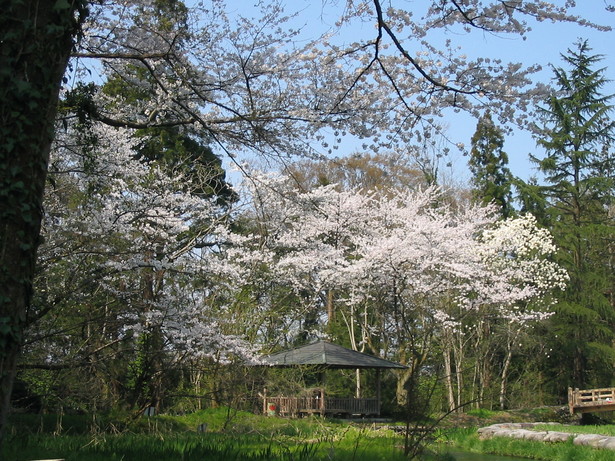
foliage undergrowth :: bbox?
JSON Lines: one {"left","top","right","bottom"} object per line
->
{"left": 17, "top": 407, "right": 615, "bottom": 460}
{"left": 3, "top": 408, "right": 413, "bottom": 461}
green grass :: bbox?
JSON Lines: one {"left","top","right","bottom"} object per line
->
{"left": 465, "top": 408, "right": 498, "bottom": 419}
{"left": 5, "top": 407, "right": 346, "bottom": 437}
{"left": 3, "top": 433, "right": 317, "bottom": 461}
{"left": 16, "top": 408, "right": 615, "bottom": 461}
{"left": 2, "top": 408, "right": 411, "bottom": 461}
{"left": 532, "top": 423, "right": 615, "bottom": 437}
{"left": 2, "top": 431, "right": 408, "bottom": 461}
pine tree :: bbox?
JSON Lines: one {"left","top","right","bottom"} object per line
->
{"left": 533, "top": 40, "right": 615, "bottom": 390}
{"left": 468, "top": 111, "right": 514, "bottom": 218}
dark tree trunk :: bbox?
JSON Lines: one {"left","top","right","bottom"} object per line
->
{"left": 0, "top": 0, "right": 85, "bottom": 445}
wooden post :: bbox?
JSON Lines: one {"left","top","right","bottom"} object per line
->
{"left": 319, "top": 370, "right": 326, "bottom": 416}
{"left": 320, "top": 387, "right": 325, "bottom": 416}
{"left": 376, "top": 369, "right": 382, "bottom": 416}
{"left": 262, "top": 388, "right": 267, "bottom": 415}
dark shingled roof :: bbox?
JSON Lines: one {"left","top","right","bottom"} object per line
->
{"left": 261, "top": 340, "right": 407, "bottom": 369}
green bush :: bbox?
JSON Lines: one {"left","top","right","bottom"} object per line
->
{"left": 465, "top": 408, "right": 497, "bottom": 419}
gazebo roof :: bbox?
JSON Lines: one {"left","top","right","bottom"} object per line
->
{"left": 261, "top": 340, "right": 407, "bottom": 370}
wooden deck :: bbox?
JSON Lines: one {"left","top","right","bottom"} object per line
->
{"left": 568, "top": 387, "right": 615, "bottom": 414}
{"left": 264, "top": 395, "right": 380, "bottom": 417}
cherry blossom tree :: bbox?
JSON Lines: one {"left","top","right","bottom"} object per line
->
{"left": 472, "top": 214, "right": 568, "bottom": 409}
{"left": 213, "top": 171, "right": 567, "bottom": 408}
{"left": 27, "top": 118, "right": 255, "bottom": 411}
{"left": 74, "top": 1, "right": 610, "bottom": 161}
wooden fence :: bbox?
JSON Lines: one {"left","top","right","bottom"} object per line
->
{"left": 568, "top": 387, "right": 615, "bottom": 414}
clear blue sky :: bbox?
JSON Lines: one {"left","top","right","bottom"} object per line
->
{"left": 442, "top": 3, "right": 615, "bottom": 182}
{"left": 225, "top": 2, "right": 615, "bottom": 185}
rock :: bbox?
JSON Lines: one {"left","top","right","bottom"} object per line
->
{"left": 477, "top": 426, "right": 500, "bottom": 439}
{"left": 523, "top": 431, "right": 549, "bottom": 441}
{"left": 507, "top": 429, "right": 536, "bottom": 439}
{"left": 573, "top": 434, "right": 610, "bottom": 447}
{"left": 543, "top": 431, "right": 573, "bottom": 442}
{"left": 478, "top": 422, "right": 615, "bottom": 452}
{"left": 595, "top": 438, "right": 615, "bottom": 450}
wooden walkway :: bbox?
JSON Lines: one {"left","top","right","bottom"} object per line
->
{"left": 569, "top": 387, "right": 615, "bottom": 414}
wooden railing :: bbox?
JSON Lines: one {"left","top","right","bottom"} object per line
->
{"left": 265, "top": 396, "right": 380, "bottom": 417}
{"left": 568, "top": 387, "right": 615, "bottom": 414}
{"left": 325, "top": 397, "right": 379, "bottom": 415}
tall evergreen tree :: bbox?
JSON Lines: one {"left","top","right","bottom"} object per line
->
{"left": 532, "top": 40, "right": 615, "bottom": 390}
{"left": 468, "top": 111, "right": 514, "bottom": 218}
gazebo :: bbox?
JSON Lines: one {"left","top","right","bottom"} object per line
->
{"left": 259, "top": 340, "right": 406, "bottom": 417}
